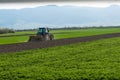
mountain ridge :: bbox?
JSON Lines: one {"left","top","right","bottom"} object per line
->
{"left": 0, "top": 5, "right": 120, "bottom": 29}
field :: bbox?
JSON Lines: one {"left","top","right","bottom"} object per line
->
{"left": 0, "top": 28, "right": 120, "bottom": 79}
{"left": 0, "top": 37, "right": 120, "bottom": 79}
{"left": 1, "top": 32, "right": 120, "bottom": 53}
{"left": 0, "top": 31, "right": 36, "bottom": 36}
{"left": 0, "top": 28, "right": 120, "bottom": 44}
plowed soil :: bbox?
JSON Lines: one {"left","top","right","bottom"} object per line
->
{"left": 0, "top": 33, "right": 120, "bottom": 54}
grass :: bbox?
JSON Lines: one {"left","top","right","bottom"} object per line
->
{"left": 0, "top": 31, "right": 36, "bottom": 36}
{"left": 0, "top": 37, "right": 120, "bottom": 79}
{"left": 0, "top": 36, "right": 29, "bottom": 44}
{"left": 0, "top": 28, "right": 120, "bottom": 44}
{"left": 53, "top": 28, "right": 120, "bottom": 39}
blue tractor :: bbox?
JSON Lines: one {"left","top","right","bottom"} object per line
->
{"left": 29, "top": 28, "right": 54, "bottom": 41}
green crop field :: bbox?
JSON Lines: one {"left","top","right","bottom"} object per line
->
{"left": 0, "top": 31, "right": 36, "bottom": 36}
{"left": 0, "top": 36, "right": 28, "bottom": 44}
{"left": 0, "top": 28, "right": 120, "bottom": 44}
{"left": 0, "top": 37, "right": 120, "bottom": 79}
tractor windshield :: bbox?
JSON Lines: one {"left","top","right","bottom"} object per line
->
{"left": 37, "top": 28, "right": 47, "bottom": 35}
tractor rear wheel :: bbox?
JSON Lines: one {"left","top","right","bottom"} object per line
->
{"left": 44, "top": 34, "right": 50, "bottom": 41}
{"left": 50, "top": 34, "right": 54, "bottom": 40}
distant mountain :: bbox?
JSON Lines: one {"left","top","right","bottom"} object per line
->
{"left": 0, "top": 5, "right": 120, "bottom": 29}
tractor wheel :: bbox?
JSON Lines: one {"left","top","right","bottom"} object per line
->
{"left": 44, "top": 34, "right": 50, "bottom": 41}
{"left": 50, "top": 34, "right": 54, "bottom": 40}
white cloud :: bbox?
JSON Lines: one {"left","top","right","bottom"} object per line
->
{"left": 0, "top": 2, "right": 120, "bottom": 9}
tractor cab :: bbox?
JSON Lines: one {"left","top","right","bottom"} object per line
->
{"left": 37, "top": 28, "right": 49, "bottom": 35}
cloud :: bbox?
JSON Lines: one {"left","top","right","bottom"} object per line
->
{"left": 0, "top": 1, "right": 120, "bottom": 9}
{"left": 0, "top": 0, "right": 120, "bottom": 3}
{"left": 0, "top": 0, "right": 120, "bottom": 9}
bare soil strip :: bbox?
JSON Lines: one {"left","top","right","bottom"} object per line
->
{"left": 0, "top": 33, "right": 120, "bottom": 54}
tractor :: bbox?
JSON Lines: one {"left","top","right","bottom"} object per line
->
{"left": 28, "top": 28, "right": 54, "bottom": 42}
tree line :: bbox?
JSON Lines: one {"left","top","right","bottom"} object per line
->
{"left": 0, "top": 28, "right": 15, "bottom": 34}
{"left": 0, "top": 26, "right": 120, "bottom": 34}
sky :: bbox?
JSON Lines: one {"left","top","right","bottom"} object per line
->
{"left": 0, "top": 0, "right": 120, "bottom": 29}
{"left": 0, "top": 1, "right": 120, "bottom": 9}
